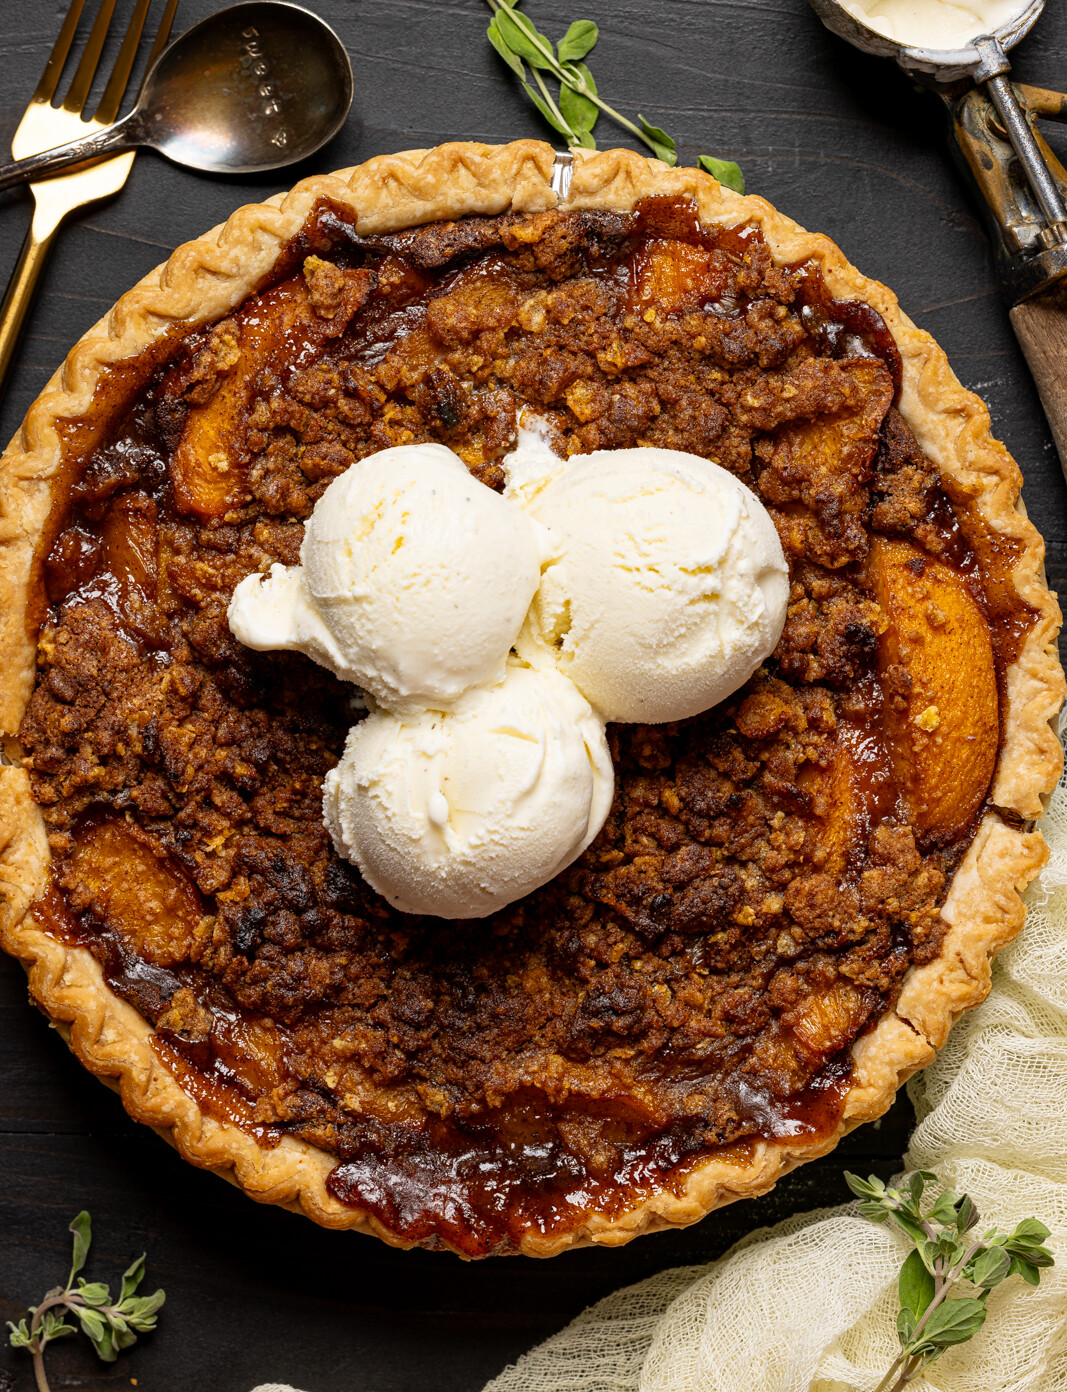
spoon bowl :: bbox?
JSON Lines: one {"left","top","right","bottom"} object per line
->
{"left": 0, "top": 1, "right": 354, "bottom": 191}
{"left": 140, "top": 1, "right": 354, "bottom": 173}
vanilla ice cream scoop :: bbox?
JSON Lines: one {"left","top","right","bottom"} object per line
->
{"left": 323, "top": 660, "right": 613, "bottom": 919}
{"left": 509, "top": 447, "right": 789, "bottom": 724}
{"left": 228, "top": 443, "right": 546, "bottom": 711}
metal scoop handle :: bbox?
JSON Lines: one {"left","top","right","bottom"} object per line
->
{"left": 971, "top": 37, "right": 1067, "bottom": 244}
{"left": 944, "top": 66, "right": 1067, "bottom": 475}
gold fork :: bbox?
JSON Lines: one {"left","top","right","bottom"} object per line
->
{"left": 0, "top": 0, "right": 179, "bottom": 392}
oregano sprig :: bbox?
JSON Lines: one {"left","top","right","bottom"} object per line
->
{"left": 7, "top": 1211, "right": 165, "bottom": 1392}
{"left": 484, "top": 0, "right": 744, "bottom": 193}
{"left": 846, "top": 1171, "right": 1054, "bottom": 1392}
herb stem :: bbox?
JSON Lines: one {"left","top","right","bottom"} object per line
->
{"left": 871, "top": 1353, "right": 907, "bottom": 1392}
{"left": 912, "top": 1238, "right": 983, "bottom": 1333}
{"left": 548, "top": 57, "right": 661, "bottom": 157}
{"left": 569, "top": 83, "right": 646, "bottom": 146}
{"left": 27, "top": 1294, "right": 71, "bottom": 1392}
{"left": 847, "top": 1172, "right": 1054, "bottom": 1392}
{"left": 887, "top": 1354, "right": 924, "bottom": 1392}
{"left": 9, "top": 1212, "right": 165, "bottom": 1392}
{"left": 873, "top": 1350, "right": 923, "bottom": 1392}
{"left": 530, "top": 65, "right": 577, "bottom": 144}
{"left": 32, "top": 1343, "right": 50, "bottom": 1392}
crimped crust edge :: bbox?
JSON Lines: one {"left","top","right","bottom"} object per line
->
{"left": 0, "top": 140, "right": 1061, "bottom": 1257}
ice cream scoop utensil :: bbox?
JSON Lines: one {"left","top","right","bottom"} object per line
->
{"left": 809, "top": 1, "right": 1044, "bottom": 77}
{"left": 812, "top": 0, "right": 1067, "bottom": 478}
{"left": 809, "top": 0, "right": 1067, "bottom": 479}
{"left": 0, "top": 1, "right": 353, "bottom": 189}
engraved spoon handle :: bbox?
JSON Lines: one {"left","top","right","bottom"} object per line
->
{"left": 0, "top": 113, "right": 143, "bottom": 192}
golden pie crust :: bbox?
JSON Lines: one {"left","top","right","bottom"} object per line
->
{"left": 0, "top": 141, "right": 1063, "bottom": 1257}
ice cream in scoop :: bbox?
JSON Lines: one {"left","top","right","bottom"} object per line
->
{"left": 227, "top": 442, "right": 546, "bottom": 712}
{"left": 323, "top": 659, "right": 613, "bottom": 919}
{"left": 506, "top": 446, "right": 789, "bottom": 724}
{"left": 838, "top": 0, "right": 1026, "bottom": 49}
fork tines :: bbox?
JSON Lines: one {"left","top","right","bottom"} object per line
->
{"left": 32, "top": 0, "right": 179, "bottom": 122}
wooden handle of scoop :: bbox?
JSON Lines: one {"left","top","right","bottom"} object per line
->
{"left": 1010, "top": 284, "right": 1067, "bottom": 478}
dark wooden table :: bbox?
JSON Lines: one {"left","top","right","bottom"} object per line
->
{"left": 2, "top": 2, "right": 1065, "bottom": 1389}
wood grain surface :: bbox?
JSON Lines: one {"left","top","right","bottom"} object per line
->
{"left": 1, "top": 2, "right": 1065, "bottom": 1389}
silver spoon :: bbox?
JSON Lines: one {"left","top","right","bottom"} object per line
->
{"left": 0, "top": 0, "right": 353, "bottom": 191}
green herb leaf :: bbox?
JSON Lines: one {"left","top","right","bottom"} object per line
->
{"left": 1008, "top": 1255, "right": 1042, "bottom": 1287}
{"left": 40, "top": 1311, "right": 77, "bottom": 1343}
{"left": 95, "top": 1327, "right": 118, "bottom": 1363}
{"left": 119, "top": 1255, "right": 146, "bottom": 1303}
{"left": 637, "top": 114, "right": 677, "bottom": 166}
{"left": 917, "top": 1297, "right": 988, "bottom": 1351}
{"left": 7, "top": 1319, "right": 32, "bottom": 1350}
{"left": 921, "top": 1239, "right": 943, "bottom": 1277}
{"left": 124, "top": 1290, "right": 165, "bottom": 1330}
{"left": 844, "top": 1171, "right": 884, "bottom": 1200}
{"left": 495, "top": 5, "right": 556, "bottom": 69}
{"left": 857, "top": 1200, "right": 891, "bottom": 1223}
{"left": 68, "top": 1211, "right": 92, "bottom": 1284}
{"left": 75, "top": 1280, "right": 111, "bottom": 1308}
{"left": 898, "top": 1248, "right": 935, "bottom": 1321}
{"left": 970, "top": 1245, "right": 1011, "bottom": 1289}
{"left": 559, "top": 63, "right": 598, "bottom": 135}
{"left": 697, "top": 154, "right": 745, "bottom": 194}
{"left": 955, "top": 1195, "right": 980, "bottom": 1235}
{"left": 557, "top": 19, "right": 598, "bottom": 61}
{"left": 928, "top": 1189, "right": 963, "bottom": 1226}
{"left": 487, "top": 16, "right": 526, "bottom": 77}
{"left": 1012, "top": 1218, "right": 1052, "bottom": 1244}
{"left": 111, "top": 1323, "right": 138, "bottom": 1353}
{"left": 1005, "top": 1236, "right": 1055, "bottom": 1267}
{"left": 896, "top": 1305, "right": 916, "bottom": 1348}
{"left": 77, "top": 1307, "right": 106, "bottom": 1342}
{"left": 892, "top": 1210, "right": 930, "bottom": 1249}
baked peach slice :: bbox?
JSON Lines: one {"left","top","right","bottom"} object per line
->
{"left": 171, "top": 280, "right": 318, "bottom": 520}
{"left": 789, "top": 980, "right": 873, "bottom": 1062}
{"left": 100, "top": 489, "right": 159, "bottom": 639}
{"left": 800, "top": 722, "right": 893, "bottom": 878}
{"left": 869, "top": 536, "right": 998, "bottom": 842}
{"left": 66, "top": 819, "right": 203, "bottom": 966}
{"left": 172, "top": 262, "right": 375, "bottom": 519}
{"left": 629, "top": 239, "right": 728, "bottom": 314}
